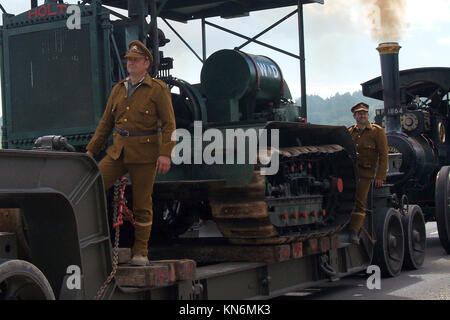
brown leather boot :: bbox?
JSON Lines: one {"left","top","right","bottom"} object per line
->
{"left": 130, "top": 254, "right": 150, "bottom": 266}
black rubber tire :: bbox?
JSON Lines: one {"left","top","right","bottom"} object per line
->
{"left": 435, "top": 166, "right": 450, "bottom": 254}
{"left": 0, "top": 259, "right": 55, "bottom": 300}
{"left": 372, "top": 207, "right": 405, "bottom": 277}
{"left": 402, "top": 205, "right": 426, "bottom": 269}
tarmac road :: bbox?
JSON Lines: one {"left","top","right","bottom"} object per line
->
{"left": 277, "top": 222, "right": 450, "bottom": 300}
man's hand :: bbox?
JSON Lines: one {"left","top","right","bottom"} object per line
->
{"left": 156, "top": 155, "right": 171, "bottom": 174}
{"left": 86, "top": 150, "right": 94, "bottom": 157}
{"left": 375, "top": 178, "right": 384, "bottom": 188}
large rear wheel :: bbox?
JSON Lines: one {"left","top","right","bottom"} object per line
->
{"left": 435, "top": 166, "right": 450, "bottom": 254}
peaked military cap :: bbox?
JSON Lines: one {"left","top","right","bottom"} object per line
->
{"left": 124, "top": 40, "right": 154, "bottom": 65}
{"left": 351, "top": 102, "right": 369, "bottom": 113}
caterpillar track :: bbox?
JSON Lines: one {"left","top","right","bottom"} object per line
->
{"left": 209, "top": 144, "right": 357, "bottom": 245}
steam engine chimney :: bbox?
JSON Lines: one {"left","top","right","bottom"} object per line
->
{"left": 376, "top": 42, "right": 402, "bottom": 133}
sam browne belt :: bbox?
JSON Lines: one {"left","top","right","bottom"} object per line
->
{"left": 114, "top": 127, "right": 159, "bottom": 137}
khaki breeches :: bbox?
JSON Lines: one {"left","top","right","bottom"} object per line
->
{"left": 349, "top": 177, "right": 372, "bottom": 232}
{"left": 99, "top": 154, "right": 157, "bottom": 256}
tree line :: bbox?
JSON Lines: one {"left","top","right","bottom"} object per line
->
{"left": 298, "top": 90, "right": 382, "bottom": 127}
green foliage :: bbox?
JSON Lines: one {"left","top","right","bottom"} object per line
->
{"left": 297, "top": 91, "right": 383, "bottom": 127}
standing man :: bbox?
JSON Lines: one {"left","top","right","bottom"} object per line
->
{"left": 86, "top": 40, "right": 176, "bottom": 265}
{"left": 342, "top": 102, "right": 388, "bottom": 244}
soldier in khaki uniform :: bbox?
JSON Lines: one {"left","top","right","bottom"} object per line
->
{"left": 342, "top": 102, "right": 388, "bottom": 244}
{"left": 86, "top": 40, "right": 176, "bottom": 265}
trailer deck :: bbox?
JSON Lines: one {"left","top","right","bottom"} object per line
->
{"left": 108, "top": 234, "right": 372, "bottom": 300}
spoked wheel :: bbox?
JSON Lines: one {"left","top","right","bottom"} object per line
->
{"left": 373, "top": 208, "right": 405, "bottom": 277}
{"left": 402, "top": 205, "right": 426, "bottom": 269}
{"left": 0, "top": 259, "right": 55, "bottom": 300}
{"left": 435, "top": 166, "right": 450, "bottom": 254}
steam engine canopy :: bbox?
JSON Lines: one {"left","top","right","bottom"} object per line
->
{"left": 200, "top": 49, "right": 284, "bottom": 103}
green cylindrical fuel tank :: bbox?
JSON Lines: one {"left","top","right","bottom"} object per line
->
{"left": 200, "top": 49, "right": 284, "bottom": 103}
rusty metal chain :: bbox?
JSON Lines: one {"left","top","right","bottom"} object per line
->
{"left": 93, "top": 180, "right": 123, "bottom": 300}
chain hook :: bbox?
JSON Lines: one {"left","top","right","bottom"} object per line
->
{"left": 94, "top": 176, "right": 133, "bottom": 300}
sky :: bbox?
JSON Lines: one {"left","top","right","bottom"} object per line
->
{"left": 0, "top": 0, "right": 450, "bottom": 118}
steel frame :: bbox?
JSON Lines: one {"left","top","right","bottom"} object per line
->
{"left": 152, "top": 0, "right": 318, "bottom": 111}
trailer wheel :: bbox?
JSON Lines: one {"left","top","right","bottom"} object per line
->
{"left": 372, "top": 208, "right": 405, "bottom": 277}
{"left": 435, "top": 166, "right": 450, "bottom": 254}
{"left": 402, "top": 205, "right": 426, "bottom": 269}
{"left": 0, "top": 259, "right": 55, "bottom": 300}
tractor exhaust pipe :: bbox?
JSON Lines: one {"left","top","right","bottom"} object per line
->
{"left": 376, "top": 42, "right": 402, "bottom": 133}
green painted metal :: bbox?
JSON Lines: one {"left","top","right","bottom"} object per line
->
{"left": 201, "top": 50, "right": 284, "bottom": 103}
{"left": 200, "top": 49, "right": 294, "bottom": 122}
{"left": 1, "top": 2, "right": 111, "bottom": 150}
{"left": 155, "top": 121, "right": 266, "bottom": 186}
{"left": 270, "top": 196, "right": 323, "bottom": 227}
{"left": 0, "top": 25, "right": 7, "bottom": 149}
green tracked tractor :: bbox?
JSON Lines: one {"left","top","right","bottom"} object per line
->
{"left": 0, "top": 1, "right": 357, "bottom": 246}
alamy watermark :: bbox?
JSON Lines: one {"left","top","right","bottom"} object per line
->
{"left": 171, "top": 121, "right": 280, "bottom": 175}
{"left": 66, "top": 5, "right": 81, "bottom": 30}
{"left": 366, "top": 265, "right": 381, "bottom": 290}
{"left": 66, "top": 265, "right": 81, "bottom": 290}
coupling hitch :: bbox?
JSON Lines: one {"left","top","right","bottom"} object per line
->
{"left": 33, "top": 135, "right": 76, "bottom": 152}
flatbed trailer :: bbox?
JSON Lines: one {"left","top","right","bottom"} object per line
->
{"left": 0, "top": 150, "right": 376, "bottom": 300}
{"left": 113, "top": 234, "right": 371, "bottom": 300}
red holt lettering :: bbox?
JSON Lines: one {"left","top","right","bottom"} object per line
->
{"left": 29, "top": 4, "right": 67, "bottom": 20}
{"left": 38, "top": 5, "right": 47, "bottom": 17}
{"left": 57, "top": 5, "right": 68, "bottom": 14}
{"left": 28, "top": 8, "right": 38, "bottom": 19}
{"left": 47, "top": 4, "right": 57, "bottom": 16}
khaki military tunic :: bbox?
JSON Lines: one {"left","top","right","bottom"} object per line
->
{"left": 86, "top": 73, "right": 176, "bottom": 256}
{"left": 349, "top": 122, "right": 388, "bottom": 180}
{"left": 86, "top": 73, "right": 176, "bottom": 163}
{"left": 348, "top": 122, "right": 388, "bottom": 231}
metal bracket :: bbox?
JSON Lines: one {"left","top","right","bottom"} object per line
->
{"left": 319, "top": 254, "right": 338, "bottom": 280}
{"left": 192, "top": 280, "right": 204, "bottom": 299}
{"left": 0, "top": 232, "right": 17, "bottom": 259}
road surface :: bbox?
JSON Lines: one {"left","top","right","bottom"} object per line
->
{"left": 278, "top": 222, "right": 449, "bottom": 300}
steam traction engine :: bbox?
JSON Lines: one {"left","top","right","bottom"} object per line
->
{"left": 362, "top": 42, "right": 450, "bottom": 254}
